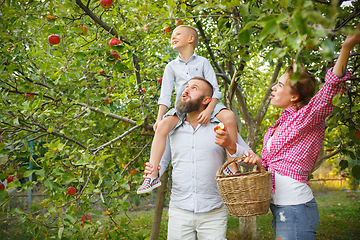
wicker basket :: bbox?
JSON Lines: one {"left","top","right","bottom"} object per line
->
{"left": 215, "top": 157, "right": 272, "bottom": 217}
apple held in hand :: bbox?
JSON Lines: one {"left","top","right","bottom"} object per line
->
{"left": 67, "top": 186, "right": 76, "bottom": 195}
{"left": 109, "top": 37, "right": 121, "bottom": 47}
{"left": 100, "top": 0, "right": 113, "bottom": 9}
{"left": 48, "top": 34, "right": 60, "bottom": 45}
{"left": 214, "top": 123, "right": 225, "bottom": 132}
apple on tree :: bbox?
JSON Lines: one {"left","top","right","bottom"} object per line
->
{"left": 100, "top": 69, "right": 105, "bottom": 74}
{"left": 0, "top": 183, "right": 4, "bottom": 190}
{"left": 100, "top": 0, "right": 113, "bottom": 9}
{"left": 142, "top": 87, "right": 146, "bottom": 93}
{"left": 175, "top": 19, "right": 184, "bottom": 26}
{"left": 214, "top": 122, "right": 225, "bottom": 132}
{"left": 77, "top": 26, "right": 87, "bottom": 35}
{"left": 105, "top": 97, "right": 110, "bottom": 104}
{"left": 109, "top": 37, "right": 121, "bottom": 47}
{"left": 157, "top": 77, "right": 162, "bottom": 83}
{"left": 162, "top": 26, "right": 171, "bottom": 34}
{"left": 48, "top": 34, "right": 60, "bottom": 45}
{"left": 7, "top": 176, "right": 14, "bottom": 183}
{"left": 354, "top": 131, "right": 360, "bottom": 141}
{"left": 67, "top": 186, "right": 76, "bottom": 195}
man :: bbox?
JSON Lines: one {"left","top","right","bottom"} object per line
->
{"left": 145, "top": 77, "right": 252, "bottom": 239}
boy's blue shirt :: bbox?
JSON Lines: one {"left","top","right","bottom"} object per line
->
{"left": 158, "top": 52, "right": 222, "bottom": 108}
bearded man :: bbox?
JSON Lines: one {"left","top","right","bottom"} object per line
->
{"left": 145, "top": 77, "right": 252, "bottom": 240}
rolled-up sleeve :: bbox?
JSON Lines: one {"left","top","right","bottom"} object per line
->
{"left": 158, "top": 64, "right": 175, "bottom": 108}
{"left": 203, "top": 58, "right": 221, "bottom": 100}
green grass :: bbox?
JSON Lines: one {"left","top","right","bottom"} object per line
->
{"left": 127, "top": 191, "right": 360, "bottom": 240}
{"left": 1, "top": 191, "right": 359, "bottom": 239}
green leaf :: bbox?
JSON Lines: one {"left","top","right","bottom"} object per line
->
{"left": 47, "top": 128, "right": 55, "bottom": 133}
{"left": 238, "top": 30, "right": 250, "bottom": 46}
{"left": 280, "top": 0, "right": 289, "bottom": 7}
{"left": 320, "top": 38, "right": 335, "bottom": 62}
{"left": 351, "top": 106, "right": 360, "bottom": 112}
{"left": 218, "top": 19, "right": 228, "bottom": 30}
{"left": 74, "top": 52, "right": 86, "bottom": 60}
{"left": 58, "top": 226, "right": 64, "bottom": 239}
{"left": 0, "top": 154, "right": 8, "bottom": 164}
{"left": 24, "top": 170, "right": 35, "bottom": 178}
{"left": 352, "top": 165, "right": 360, "bottom": 179}
{"left": 48, "top": 25, "right": 61, "bottom": 34}
{"left": 339, "top": 160, "right": 348, "bottom": 170}
{"left": 332, "top": 92, "right": 342, "bottom": 106}
{"left": 259, "top": 19, "right": 277, "bottom": 41}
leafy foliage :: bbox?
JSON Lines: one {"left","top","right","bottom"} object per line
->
{"left": 0, "top": 0, "right": 359, "bottom": 238}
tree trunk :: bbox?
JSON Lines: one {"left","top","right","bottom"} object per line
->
{"left": 239, "top": 216, "right": 257, "bottom": 240}
{"left": 150, "top": 169, "right": 169, "bottom": 240}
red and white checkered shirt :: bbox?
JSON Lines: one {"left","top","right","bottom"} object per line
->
{"left": 261, "top": 68, "right": 353, "bottom": 193}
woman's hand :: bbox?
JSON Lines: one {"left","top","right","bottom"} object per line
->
{"left": 241, "top": 151, "right": 262, "bottom": 167}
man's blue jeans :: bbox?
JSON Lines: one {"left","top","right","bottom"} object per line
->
{"left": 270, "top": 198, "right": 319, "bottom": 240}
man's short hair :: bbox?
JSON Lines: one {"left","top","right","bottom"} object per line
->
{"left": 189, "top": 76, "right": 214, "bottom": 97}
{"left": 172, "top": 25, "right": 199, "bottom": 48}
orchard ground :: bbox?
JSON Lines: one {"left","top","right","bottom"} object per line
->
{"left": 1, "top": 164, "right": 359, "bottom": 239}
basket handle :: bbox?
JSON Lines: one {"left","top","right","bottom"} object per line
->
{"left": 216, "top": 156, "right": 266, "bottom": 177}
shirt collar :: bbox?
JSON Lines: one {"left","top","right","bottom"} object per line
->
{"left": 279, "top": 106, "right": 296, "bottom": 123}
{"left": 176, "top": 52, "right": 197, "bottom": 63}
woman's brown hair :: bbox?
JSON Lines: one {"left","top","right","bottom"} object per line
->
{"left": 285, "top": 66, "right": 317, "bottom": 110}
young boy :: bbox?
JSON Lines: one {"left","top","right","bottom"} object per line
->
{"left": 137, "top": 25, "right": 240, "bottom": 194}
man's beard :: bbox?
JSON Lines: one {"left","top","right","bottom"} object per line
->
{"left": 176, "top": 95, "right": 204, "bottom": 114}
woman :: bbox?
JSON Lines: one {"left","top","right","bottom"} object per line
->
{"left": 243, "top": 23, "right": 360, "bottom": 240}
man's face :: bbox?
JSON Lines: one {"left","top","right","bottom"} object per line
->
{"left": 176, "top": 80, "right": 207, "bottom": 114}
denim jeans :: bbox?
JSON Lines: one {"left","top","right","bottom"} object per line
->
{"left": 270, "top": 198, "right": 319, "bottom": 240}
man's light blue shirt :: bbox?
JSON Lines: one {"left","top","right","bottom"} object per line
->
{"left": 158, "top": 53, "right": 222, "bottom": 108}
{"left": 159, "top": 117, "right": 252, "bottom": 213}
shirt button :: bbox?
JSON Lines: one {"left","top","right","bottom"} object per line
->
{"left": 186, "top": 72, "right": 188, "bottom": 74}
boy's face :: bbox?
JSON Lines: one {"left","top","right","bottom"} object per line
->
{"left": 171, "top": 27, "right": 194, "bottom": 51}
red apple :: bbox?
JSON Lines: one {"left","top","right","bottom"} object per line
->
{"left": 275, "top": 113, "right": 279, "bottom": 117}
{"left": 81, "top": 214, "right": 92, "bottom": 222}
{"left": 0, "top": 183, "right": 4, "bottom": 190}
{"left": 341, "top": 174, "right": 346, "bottom": 178}
{"left": 354, "top": 131, "right": 360, "bottom": 141}
{"left": 142, "top": 87, "right": 146, "bottom": 93}
{"left": 214, "top": 123, "right": 225, "bottom": 132}
{"left": 16, "top": 173, "right": 23, "bottom": 179}
{"left": 77, "top": 26, "right": 87, "bottom": 35}
{"left": 130, "top": 169, "right": 137, "bottom": 175}
{"left": 157, "top": 77, "right": 162, "bottom": 83}
{"left": 175, "top": 19, "right": 184, "bottom": 26}
{"left": 7, "top": 176, "right": 14, "bottom": 183}
{"left": 105, "top": 233, "right": 108, "bottom": 238}
{"left": 100, "top": 69, "right": 105, "bottom": 74}
{"left": 100, "top": 0, "right": 113, "bottom": 9}
{"left": 25, "top": 93, "right": 30, "bottom": 97}
{"left": 109, "top": 37, "right": 121, "bottom": 47}
{"left": 112, "top": 52, "right": 119, "bottom": 60}
{"left": 48, "top": 34, "right": 60, "bottom": 45}
{"left": 162, "top": 26, "right": 171, "bottom": 34}
{"left": 67, "top": 186, "right": 76, "bottom": 195}
{"left": 105, "top": 97, "right": 110, "bottom": 104}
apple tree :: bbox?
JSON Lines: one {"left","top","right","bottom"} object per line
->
{"left": 0, "top": 0, "right": 360, "bottom": 239}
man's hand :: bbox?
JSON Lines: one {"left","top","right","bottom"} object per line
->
{"left": 242, "top": 151, "right": 262, "bottom": 167}
{"left": 143, "top": 162, "right": 161, "bottom": 179}
{"left": 215, "top": 129, "right": 236, "bottom": 155}
{"left": 197, "top": 108, "right": 212, "bottom": 124}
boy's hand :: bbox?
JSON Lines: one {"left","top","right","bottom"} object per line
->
{"left": 197, "top": 108, "right": 212, "bottom": 124}
{"left": 242, "top": 151, "right": 262, "bottom": 167}
{"left": 143, "top": 162, "right": 161, "bottom": 179}
{"left": 153, "top": 120, "right": 161, "bottom": 131}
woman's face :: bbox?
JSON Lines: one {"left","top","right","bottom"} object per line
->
{"left": 270, "top": 73, "right": 299, "bottom": 110}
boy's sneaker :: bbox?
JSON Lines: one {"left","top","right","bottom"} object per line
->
{"left": 137, "top": 177, "right": 161, "bottom": 194}
{"left": 224, "top": 165, "right": 241, "bottom": 175}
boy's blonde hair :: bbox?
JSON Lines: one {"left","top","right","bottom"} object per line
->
{"left": 172, "top": 25, "right": 199, "bottom": 49}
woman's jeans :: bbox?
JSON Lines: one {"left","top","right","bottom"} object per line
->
{"left": 270, "top": 198, "right": 319, "bottom": 240}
